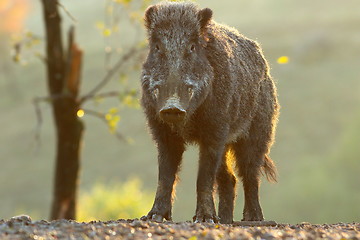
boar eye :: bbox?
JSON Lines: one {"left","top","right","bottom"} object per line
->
{"left": 153, "top": 88, "right": 159, "bottom": 99}
{"left": 188, "top": 87, "right": 194, "bottom": 99}
{"left": 189, "top": 44, "right": 196, "bottom": 53}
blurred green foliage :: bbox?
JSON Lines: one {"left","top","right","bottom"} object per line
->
{"left": 77, "top": 178, "right": 153, "bottom": 221}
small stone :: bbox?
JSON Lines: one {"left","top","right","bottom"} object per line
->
{"left": 261, "top": 232, "right": 277, "bottom": 240}
{"left": 9, "top": 215, "right": 32, "bottom": 223}
{"left": 130, "top": 220, "right": 147, "bottom": 228}
{"left": 290, "top": 225, "right": 299, "bottom": 229}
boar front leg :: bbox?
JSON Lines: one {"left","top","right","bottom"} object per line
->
{"left": 142, "top": 131, "right": 184, "bottom": 222}
{"left": 193, "top": 144, "right": 224, "bottom": 223}
{"left": 216, "top": 149, "right": 237, "bottom": 224}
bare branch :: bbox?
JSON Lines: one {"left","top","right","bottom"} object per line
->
{"left": 81, "top": 108, "right": 104, "bottom": 119}
{"left": 57, "top": 1, "right": 77, "bottom": 23}
{"left": 32, "top": 97, "right": 45, "bottom": 149}
{"left": 87, "top": 89, "right": 139, "bottom": 102}
{"left": 113, "top": 130, "right": 129, "bottom": 142}
{"left": 31, "top": 93, "right": 73, "bottom": 145}
{"left": 91, "top": 91, "right": 120, "bottom": 100}
{"left": 35, "top": 52, "right": 47, "bottom": 64}
{"left": 80, "top": 46, "right": 142, "bottom": 104}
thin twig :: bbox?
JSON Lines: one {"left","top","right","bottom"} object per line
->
{"left": 32, "top": 96, "right": 53, "bottom": 146}
{"left": 33, "top": 97, "right": 45, "bottom": 149}
{"left": 57, "top": 1, "right": 77, "bottom": 23}
{"left": 80, "top": 46, "right": 141, "bottom": 104}
{"left": 89, "top": 89, "right": 139, "bottom": 101}
{"left": 32, "top": 93, "right": 73, "bottom": 146}
{"left": 81, "top": 108, "right": 104, "bottom": 118}
{"left": 91, "top": 91, "right": 120, "bottom": 100}
{"left": 113, "top": 130, "right": 128, "bottom": 142}
{"left": 35, "top": 52, "right": 47, "bottom": 64}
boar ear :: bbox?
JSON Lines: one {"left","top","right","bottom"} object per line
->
{"left": 144, "top": 5, "right": 158, "bottom": 30}
{"left": 198, "top": 8, "right": 213, "bottom": 31}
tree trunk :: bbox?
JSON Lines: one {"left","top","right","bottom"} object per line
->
{"left": 41, "top": 0, "right": 84, "bottom": 220}
{"left": 51, "top": 97, "right": 84, "bottom": 220}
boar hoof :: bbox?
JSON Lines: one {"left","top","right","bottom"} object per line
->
{"left": 242, "top": 217, "right": 264, "bottom": 221}
{"left": 193, "top": 214, "right": 219, "bottom": 223}
{"left": 151, "top": 213, "right": 165, "bottom": 222}
{"left": 242, "top": 213, "right": 264, "bottom": 221}
{"left": 242, "top": 207, "right": 264, "bottom": 221}
{"left": 140, "top": 213, "right": 168, "bottom": 223}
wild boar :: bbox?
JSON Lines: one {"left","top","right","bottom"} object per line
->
{"left": 140, "top": 1, "right": 279, "bottom": 224}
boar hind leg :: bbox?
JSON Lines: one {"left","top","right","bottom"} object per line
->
{"left": 193, "top": 144, "right": 224, "bottom": 223}
{"left": 234, "top": 95, "right": 278, "bottom": 221}
{"left": 141, "top": 133, "right": 184, "bottom": 222}
{"left": 216, "top": 148, "right": 237, "bottom": 224}
{"left": 233, "top": 136, "right": 266, "bottom": 221}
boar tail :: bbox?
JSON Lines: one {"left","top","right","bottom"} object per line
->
{"left": 262, "top": 154, "right": 277, "bottom": 183}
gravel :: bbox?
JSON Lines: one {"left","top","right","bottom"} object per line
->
{"left": 0, "top": 215, "right": 359, "bottom": 240}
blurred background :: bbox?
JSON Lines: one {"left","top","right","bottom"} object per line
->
{"left": 0, "top": 0, "right": 359, "bottom": 224}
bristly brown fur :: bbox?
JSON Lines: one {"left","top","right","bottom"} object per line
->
{"left": 140, "top": 1, "right": 280, "bottom": 224}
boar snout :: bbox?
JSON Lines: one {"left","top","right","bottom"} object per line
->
{"left": 159, "top": 103, "right": 186, "bottom": 124}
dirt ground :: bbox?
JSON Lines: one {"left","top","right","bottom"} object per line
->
{"left": 0, "top": 215, "right": 359, "bottom": 240}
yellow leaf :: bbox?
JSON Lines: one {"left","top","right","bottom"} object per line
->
{"left": 13, "top": 54, "right": 20, "bottom": 63}
{"left": 188, "top": 236, "right": 197, "bottom": 240}
{"left": 119, "top": 74, "right": 128, "bottom": 83}
{"left": 113, "top": 0, "right": 132, "bottom": 5}
{"left": 108, "top": 108, "right": 118, "bottom": 115}
{"left": 26, "top": 31, "right": 33, "bottom": 38}
{"left": 107, "top": 5, "right": 113, "bottom": 15}
{"left": 123, "top": 95, "right": 133, "bottom": 106}
{"left": 94, "top": 94, "right": 104, "bottom": 103}
{"left": 105, "top": 113, "right": 112, "bottom": 121}
{"left": 126, "top": 137, "right": 135, "bottom": 144}
{"left": 95, "top": 21, "right": 105, "bottom": 30}
{"left": 109, "top": 120, "right": 116, "bottom": 128}
{"left": 107, "top": 115, "right": 121, "bottom": 134}
{"left": 277, "top": 56, "right": 289, "bottom": 64}
{"left": 130, "top": 12, "right": 141, "bottom": 22}
{"left": 112, "top": 25, "right": 119, "bottom": 33}
{"left": 103, "top": 29, "right": 112, "bottom": 37}
{"left": 112, "top": 115, "right": 120, "bottom": 122}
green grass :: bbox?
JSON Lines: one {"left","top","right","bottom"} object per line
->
{"left": 0, "top": 0, "right": 360, "bottom": 223}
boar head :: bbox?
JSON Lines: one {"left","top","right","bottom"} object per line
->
{"left": 141, "top": 2, "right": 214, "bottom": 125}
